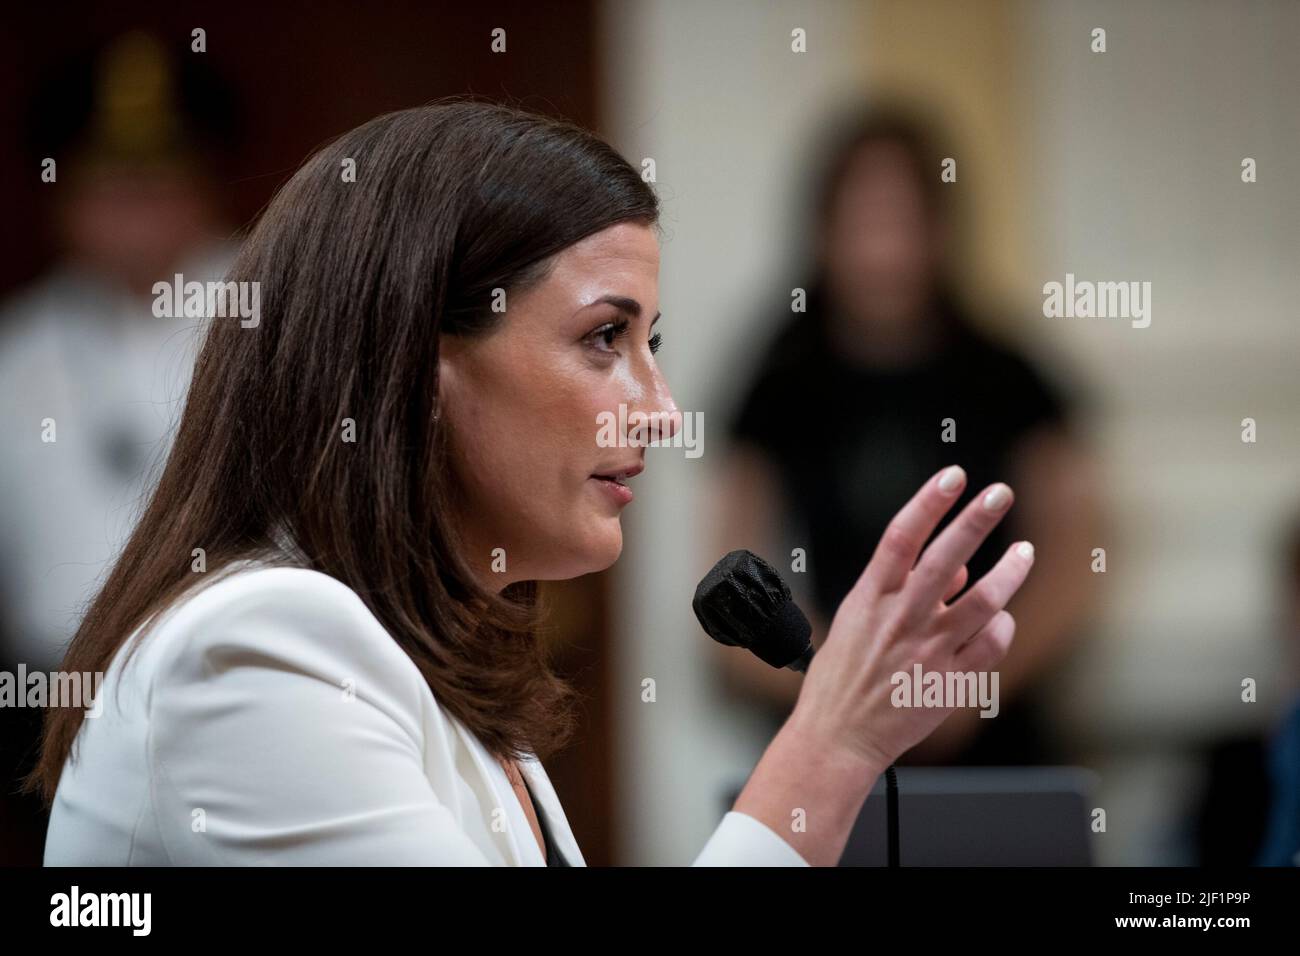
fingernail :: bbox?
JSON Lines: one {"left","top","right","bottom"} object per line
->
{"left": 938, "top": 465, "right": 965, "bottom": 493}
{"left": 1016, "top": 541, "right": 1035, "bottom": 559}
{"left": 982, "top": 484, "right": 1012, "bottom": 511}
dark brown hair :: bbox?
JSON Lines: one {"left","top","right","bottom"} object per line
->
{"left": 777, "top": 101, "right": 967, "bottom": 349}
{"left": 29, "top": 98, "right": 659, "bottom": 803}
{"left": 807, "top": 100, "right": 953, "bottom": 231}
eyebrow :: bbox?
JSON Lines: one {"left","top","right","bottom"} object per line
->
{"left": 586, "top": 294, "right": 662, "bottom": 326}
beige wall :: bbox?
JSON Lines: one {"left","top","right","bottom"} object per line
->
{"left": 1027, "top": 0, "right": 1300, "bottom": 863}
{"left": 864, "top": 0, "right": 1035, "bottom": 323}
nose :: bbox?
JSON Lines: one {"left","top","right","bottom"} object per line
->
{"left": 628, "top": 364, "right": 680, "bottom": 448}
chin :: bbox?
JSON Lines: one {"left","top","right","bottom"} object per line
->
{"left": 531, "top": 520, "right": 623, "bottom": 581}
{"left": 575, "top": 519, "right": 623, "bottom": 576}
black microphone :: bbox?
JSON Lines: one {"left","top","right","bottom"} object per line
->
{"left": 693, "top": 548, "right": 900, "bottom": 866}
{"left": 691, "top": 549, "right": 814, "bottom": 672}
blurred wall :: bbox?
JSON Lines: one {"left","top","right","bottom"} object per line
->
{"left": 1027, "top": 0, "right": 1300, "bottom": 863}
{"left": 865, "top": 0, "right": 1035, "bottom": 320}
{"left": 599, "top": 0, "right": 870, "bottom": 866}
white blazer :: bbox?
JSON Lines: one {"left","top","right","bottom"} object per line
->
{"left": 44, "top": 560, "right": 808, "bottom": 866}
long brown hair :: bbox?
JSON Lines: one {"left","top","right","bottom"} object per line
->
{"left": 29, "top": 98, "right": 659, "bottom": 803}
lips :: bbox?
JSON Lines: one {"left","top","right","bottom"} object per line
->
{"left": 590, "top": 462, "right": 643, "bottom": 506}
{"left": 590, "top": 462, "right": 645, "bottom": 485}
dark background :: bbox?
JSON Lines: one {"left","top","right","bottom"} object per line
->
{"left": 0, "top": 0, "right": 621, "bottom": 868}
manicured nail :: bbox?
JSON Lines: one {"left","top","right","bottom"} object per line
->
{"left": 938, "top": 466, "right": 965, "bottom": 493}
{"left": 1016, "top": 541, "right": 1035, "bottom": 559}
{"left": 982, "top": 484, "right": 1012, "bottom": 511}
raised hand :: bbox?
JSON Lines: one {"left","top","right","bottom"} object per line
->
{"left": 791, "top": 465, "right": 1035, "bottom": 771}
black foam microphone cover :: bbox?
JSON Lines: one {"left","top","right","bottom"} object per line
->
{"left": 692, "top": 549, "right": 813, "bottom": 671}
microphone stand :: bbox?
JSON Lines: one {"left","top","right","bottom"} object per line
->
{"left": 885, "top": 765, "right": 899, "bottom": 867}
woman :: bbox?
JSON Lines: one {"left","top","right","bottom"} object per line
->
{"left": 714, "top": 106, "right": 1098, "bottom": 767}
{"left": 31, "top": 100, "right": 1033, "bottom": 866}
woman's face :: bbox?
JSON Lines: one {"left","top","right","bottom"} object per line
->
{"left": 822, "top": 141, "right": 945, "bottom": 330}
{"left": 439, "top": 222, "right": 676, "bottom": 589}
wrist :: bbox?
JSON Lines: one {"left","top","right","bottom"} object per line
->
{"left": 732, "top": 709, "right": 883, "bottom": 867}
{"left": 779, "top": 706, "right": 885, "bottom": 794}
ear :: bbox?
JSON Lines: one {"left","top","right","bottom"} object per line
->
{"left": 436, "top": 334, "right": 464, "bottom": 417}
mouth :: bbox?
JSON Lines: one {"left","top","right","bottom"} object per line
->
{"left": 589, "top": 462, "right": 643, "bottom": 504}
{"left": 590, "top": 462, "right": 645, "bottom": 485}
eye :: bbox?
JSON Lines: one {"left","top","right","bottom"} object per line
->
{"left": 586, "top": 318, "right": 631, "bottom": 353}
{"left": 584, "top": 318, "right": 663, "bottom": 357}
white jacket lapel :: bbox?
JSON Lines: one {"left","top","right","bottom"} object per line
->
{"left": 517, "top": 755, "right": 587, "bottom": 866}
{"left": 447, "top": 715, "right": 537, "bottom": 866}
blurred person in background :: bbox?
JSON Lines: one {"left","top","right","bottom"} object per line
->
{"left": 1188, "top": 507, "right": 1300, "bottom": 866}
{"left": 0, "top": 31, "right": 238, "bottom": 862}
{"left": 710, "top": 105, "right": 1101, "bottom": 767}
{"left": 1256, "top": 509, "right": 1300, "bottom": 865}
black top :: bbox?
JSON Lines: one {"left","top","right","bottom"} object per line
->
{"left": 522, "top": 777, "right": 569, "bottom": 867}
{"left": 727, "top": 285, "right": 1083, "bottom": 765}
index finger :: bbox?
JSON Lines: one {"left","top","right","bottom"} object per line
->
{"left": 856, "top": 465, "right": 967, "bottom": 595}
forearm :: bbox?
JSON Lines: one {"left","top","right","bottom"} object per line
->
{"left": 731, "top": 710, "right": 881, "bottom": 867}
